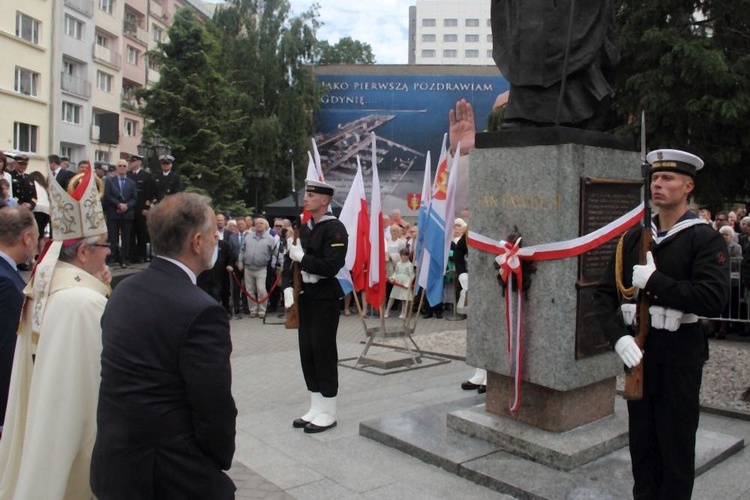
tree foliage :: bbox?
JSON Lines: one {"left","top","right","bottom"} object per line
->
{"left": 614, "top": 0, "right": 750, "bottom": 206}
{"left": 138, "top": 1, "right": 374, "bottom": 214}
{"left": 317, "top": 37, "right": 376, "bottom": 65}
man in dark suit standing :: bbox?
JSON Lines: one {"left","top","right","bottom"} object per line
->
{"left": 228, "top": 218, "right": 250, "bottom": 317}
{"left": 103, "top": 159, "right": 137, "bottom": 269}
{"left": 0, "top": 207, "right": 38, "bottom": 437}
{"left": 48, "top": 154, "right": 74, "bottom": 192}
{"left": 126, "top": 154, "right": 153, "bottom": 263}
{"left": 92, "top": 192, "right": 237, "bottom": 499}
{"left": 151, "top": 154, "right": 183, "bottom": 204}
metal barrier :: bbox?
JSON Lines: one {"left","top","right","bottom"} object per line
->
{"left": 705, "top": 256, "right": 749, "bottom": 324}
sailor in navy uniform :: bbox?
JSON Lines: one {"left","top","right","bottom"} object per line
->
{"left": 151, "top": 154, "right": 183, "bottom": 203}
{"left": 287, "top": 180, "right": 348, "bottom": 434}
{"left": 595, "top": 149, "right": 729, "bottom": 499}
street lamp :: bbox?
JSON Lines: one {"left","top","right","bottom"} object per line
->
{"left": 137, "top": 133, "right": 172, "bottom": 170}
{"left": 248, "top": 167, "right": 269, "bottom": 214}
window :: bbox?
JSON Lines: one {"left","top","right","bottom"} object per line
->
{"left": 487, "top": 34, "right": 493, "bottom": 43}
{"left": 60, "top": 145, "right": 72, "bottom": 160}
{"left": 465, "top": 34, "right": 479, "bottom": 43}
{"left": 124, "top": 119, "right": 138, "bottom": 137}
{"left": 422, "top": 18, "right": 436, "bottom": 27}
{"left": 96, "top": 34, "right": 108, "bottom": 48}
{"left": 421, "top": 34, "right": 436, "bottom": 42}
{"left": 487, "top": 50, "right": 493, "bottom": 58}
{"left": 126, "top": 46, "right": 139, "bottom": 65}
{"left": 487, "top": 19, "right": 492, "bottom": 27}
{"left": 443, "top": 49, "right": 457, "bottom": 58}
{"left": 95, "top": 150, "right": 110, "bottom": 162}
{"left": 147, "top": 56, "right": 159, "bottom": 71}
{"left": 99, "top": 0, "right": 114, "bottom": 15}
{"left": 65, "top": 15, "right": 83, "bottom": 40}
{"left": 96, "top": 70, "right": 113, "bottom": 92}
{"left": 465, "top": 49, "right": 479, "bottom": 58}
{"left": 15, "top": 12, "right": 40, "bottom": 44}
{"left": 421, "top": 49, "right": 435, "bottom": 58}
{"left": 62, "top": 102, "right": 82, "bottom": 124}
{"left": 14, "top": 67, "right": 40, "bottom": 97}
{"left": 13, "top": 122, "right": 38, "bottom": 153}
{"left": 152, "top": 24, "right": 164, "bottom": 42}
{"left": 466, "top": 19, "right": 480, "bottom": 27}
{"left": 444, "top": 18, "right": 458, "bottom": 27}
{"left": 443, "top": 34, "right": 457, "bottom": 42}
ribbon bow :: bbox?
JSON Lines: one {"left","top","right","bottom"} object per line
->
{"left": 495, "top": 237, "right": 522, "bottom": 283}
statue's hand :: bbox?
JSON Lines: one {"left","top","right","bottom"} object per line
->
{"left": 449, "top": 98, "right": 476, "bottom": 157}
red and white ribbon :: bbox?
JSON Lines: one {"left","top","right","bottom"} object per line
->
{"left": 467, "top": 202, "right": 644, "bottom": 411}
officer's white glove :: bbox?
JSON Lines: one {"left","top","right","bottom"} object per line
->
{"left": 632, "top": 251, "right": 656, "bottom": 289}
{"left": 283, "top": 287, "right": 294, "bottom": 308}
{"left": 614, "top": 336, "right": 643, "bottom": 368}
{"left": 288, "top": 239, "right": 304, "bottom": 263}
{"left": 458, "top": 273, "right": 468, "bottom": 290}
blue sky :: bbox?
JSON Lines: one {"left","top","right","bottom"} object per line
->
{"left": 203, "top": 1, "right": 413, "bottom": 64}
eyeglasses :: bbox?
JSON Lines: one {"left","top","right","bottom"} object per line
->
{"left": 89, "top": 243, "right": 111, "bottom": 249}
{"left": 274, "top": 225, "right": 282, "bottom": 228}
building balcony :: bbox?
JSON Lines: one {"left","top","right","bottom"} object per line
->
{"left": 63, "top": 0, "right": 94, "bottom": 18}
{"left": 91, "top": 125, "right": 100, "bottom": 141}
{"left": 147, "top": 68, "right": 160, "bottom": 84}
{"left": 61, "top": 73, "right": 92, "bottom": 99}
{"left": 123, "top": 21, "right": 149, "bottom": 47}
{"left": 93, "top": 43, "right": 122, "bottom": 69}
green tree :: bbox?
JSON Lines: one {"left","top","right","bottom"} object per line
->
{"left": 317, "top": 37, "right": 376, "bottom": 65}
{"left": 213, "top": 0, "right": 323, "bottom": 210}
{"left": 614, "top": 0, "right": 750, "bottom": 206}
{"left": 139, "top": 8, "right": 246, "bottom": 213}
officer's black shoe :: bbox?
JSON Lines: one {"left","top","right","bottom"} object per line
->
{"left": 461, "top": 381, "right": 481, "bottom": 391}
{"left": 304, "top": 421, "right": 337, "bottom": 433}
{"left": 478, "top": 385, "right": 487, "bottom": 394}
{"left": 292, "top": 418, "right": 310, "bottom": 429}
{"left": 422, "top": 312, "right": 433, "bottom": 319}
{"left": 435, "top": 312, "right": 443, "bottom": 319}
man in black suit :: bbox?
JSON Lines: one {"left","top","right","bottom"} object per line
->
{"left": 48, "top": 154, "right": 74, "bottom": 192}
{"left": 0, "top": 207, "right": 37, "bottom": 437}
{"left": 228, "top": 218, "right": 250, "bottom": 316}
{"left": 92, "top": 192, "right": 237, "bottom": 499}
{"left": 127, "top": 154, "right": 153, "bottom": 263}
{"left": 103, "top": 160, "right": 137, "bottom": 268}
{"left": 151, "top": 154, "right": 183, "bottom": 204}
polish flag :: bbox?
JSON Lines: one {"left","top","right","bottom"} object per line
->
{"left": 339, "top": 156, "right": 369, "bottom": 292}
{"left": 365, "top": 133, "right": 385, "bottom": 309}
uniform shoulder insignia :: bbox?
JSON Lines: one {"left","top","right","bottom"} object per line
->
{"left": 331, "top": 243, "right": 345, "bottom": 247}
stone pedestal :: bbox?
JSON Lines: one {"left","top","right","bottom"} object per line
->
{"left": 461, "top": 129, "right": 640, "bottom": 466}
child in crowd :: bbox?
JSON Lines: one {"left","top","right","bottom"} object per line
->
{"left": 1, "top": 179, "right": 17, "bottom": 207}
{"left": 385, "top": 248, "right": 415, "bottom": 319}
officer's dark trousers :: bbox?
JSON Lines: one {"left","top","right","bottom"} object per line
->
{"left": 298, "top": 296, "right": 340, "bottom": 397}
{"left": 627, "top": 362, "right": 703, "bottom": 500}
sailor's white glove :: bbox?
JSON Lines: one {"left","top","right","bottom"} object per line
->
{"left": 288, "top": 238, "right": 304, "bottom": 263}
{"left": 632, "top": 251, "right": 656, "bottom": 289}
{"left": 283, "top": 287, "right": 294, "bottom": 308}
{"left": 614, "top": 336, "right": 643, "bottom": 368}
{"left": 458, "top": 273, "right": 468, "bottom": 290}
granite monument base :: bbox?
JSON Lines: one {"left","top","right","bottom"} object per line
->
{"left": 447, "top": 403, "right": 628, "bottom": 471}
{"left": 485, "top": 373, "right": 616, "bottom": 432}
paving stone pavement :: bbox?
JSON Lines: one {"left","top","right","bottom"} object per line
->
{"left": 226, "top": 309, "right": 517, "bottom": 499}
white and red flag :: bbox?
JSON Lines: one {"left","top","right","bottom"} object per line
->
{"left": 365, "top": 133, "right": 385, "bottom": 309}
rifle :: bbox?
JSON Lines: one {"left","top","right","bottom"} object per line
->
{"left": 285, "top": 228, "right": 301, "bottom": 329}
{"left": 623, "top": 111, "right": 651, "bottom": 400}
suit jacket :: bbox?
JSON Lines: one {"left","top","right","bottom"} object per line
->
{"left": 227, "top": 232, "right": 244, "bottom": 267}
{"left": 52, "top": 168, "right": 74, "bottom": 191}
{"left": 197, "top": 239, "right": 232, "bottom": 301}
{"left": 127, "top": 169, "right": 153, "bottom": 212}
{"left": 103, "top": 176, "right": 137, "bottom": 220}
{"left": 0, "top": 257, "right": 25, "bottom": 426}
{"left": 91, "top": 258, "right": 237, "bottom": 499}
{"left": 9, "top": 171, "right": 37, "bottom": 209}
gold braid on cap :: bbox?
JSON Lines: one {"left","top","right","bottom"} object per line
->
{"left": 615, "top": 233, "right": 635, "bottom": 301}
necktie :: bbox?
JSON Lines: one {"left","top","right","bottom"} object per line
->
{"left": 120, "top": 177, "right": 125, "bottom": 193}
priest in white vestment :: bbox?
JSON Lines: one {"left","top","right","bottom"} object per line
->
{"left": 0, "top": 167, "right": 111, "bottom": 500}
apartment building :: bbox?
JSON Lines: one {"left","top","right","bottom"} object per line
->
{"left": 3, "top": 0, "right": 213, "bottom": 170}
{"left": 408, "top": 0, "right": 494, "bottom": 66}
{"left": 1, "top": 0, "right": 54, "bottom": 171}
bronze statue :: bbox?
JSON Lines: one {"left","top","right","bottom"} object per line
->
{"left": 491, "top": 0, "right": 619, "bottom": 129}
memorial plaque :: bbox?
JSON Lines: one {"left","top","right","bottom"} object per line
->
{"left": 576, "top": 177, "right": 641, "bottom": 359}
{"left": 578, "top": 178, "right": 642, "bottom": 284}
